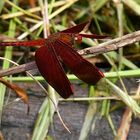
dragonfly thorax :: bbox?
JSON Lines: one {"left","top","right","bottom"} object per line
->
{"left": 46, "top": 33, "right": 82, "bottom": 46}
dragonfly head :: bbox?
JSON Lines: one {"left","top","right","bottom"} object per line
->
{"left": 74, "top": 34, "right": 83, "bottom": 44}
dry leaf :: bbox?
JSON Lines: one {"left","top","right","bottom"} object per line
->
{"left": 0, "top": 78, "right": 29, "bottom": 105}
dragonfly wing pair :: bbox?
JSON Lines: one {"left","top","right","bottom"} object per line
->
{"left": 35, "top": 22, "right": 104, "bottom": 98}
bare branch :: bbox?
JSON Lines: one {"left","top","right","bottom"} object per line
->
{"left": 78, "top": 30, "right": 140, "bottom": 55}
{"left": 0, "top": 30, "right": 140, "bottom": 77}
{"left": 0, "top": 61, "right": 37, "bottom": 77}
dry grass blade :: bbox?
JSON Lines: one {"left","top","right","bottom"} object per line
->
{"left": 0, "top": 61, "right": 37, "bottom": 77}
{"left": 122, "top": 0, "right": 140, "bottom": 15}
{"left": 136, "top": 83, "right": 140, "bottom": 95}
{"left": 115, "top": 73, "right": 140, "bottom": 140}
{"left": 0, "top": 131, "right": 4, "bottom": 140}
{"left": 0, "top": 78, "right": 29, "bottom": 105}
{"left": 4, "top": 0, "right": 41, "bottom": 19}
{"left": 0, "top": 1, "right": 67, "bottom": 19}
{"left": 115, "top": 108, "right": 132, "bottom": 140}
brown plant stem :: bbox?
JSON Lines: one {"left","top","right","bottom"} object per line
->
{"left": 78, "top": 30, "right": 140, "bottom": 55}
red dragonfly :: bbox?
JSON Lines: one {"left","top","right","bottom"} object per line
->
{"left": 0, "top": 22, "right": 106, "bottom": 99}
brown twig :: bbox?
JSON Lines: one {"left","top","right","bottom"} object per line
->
{"left": 78, "top": 30, "right": 140, "bottom": 55}
{"left": 0, "top": 30, "right": 140, "bottom": 77}
{"left": 0, "top": 61, "right": 37, "bottom": 77}
{"left": 115, "top": 108, "right": 132, "bottom": 140}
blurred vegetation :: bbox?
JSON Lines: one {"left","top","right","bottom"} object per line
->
{"left": 0, "top": 0, "right": 140, "bottom": 140}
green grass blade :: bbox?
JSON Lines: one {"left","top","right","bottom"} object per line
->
{"left": 79, "top": 86, "right": 97, "bottom": 140}
{"left": 0, "top": 1, "right": 4, "bottom": 13}
{"left": 4, "top": 69, "right": 140, "bottom": 82}
{"left": 105, "top": 79, "right": 140, "bottom": 116}
{"left": 0, "top": 0, "right": 18, "bottom": 124}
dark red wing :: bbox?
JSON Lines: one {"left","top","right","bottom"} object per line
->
{"left": 53, "top": 40, "right": 104, "bottom": 85}
{"left": 61, "top": 22, "right": 88, "bottom": 33}
{"left": 79, "top": 33, "right": 108, "bottom": 39}
{"left": 35, "top": 45, "right": 74, "bottom": 99}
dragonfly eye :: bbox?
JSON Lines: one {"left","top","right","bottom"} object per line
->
{"left": 75, "top": 34, "right": 82, "bottom": 44}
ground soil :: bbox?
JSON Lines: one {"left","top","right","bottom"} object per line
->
{"left": 1, "top": 78, "right": 140, "bottom": 140}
